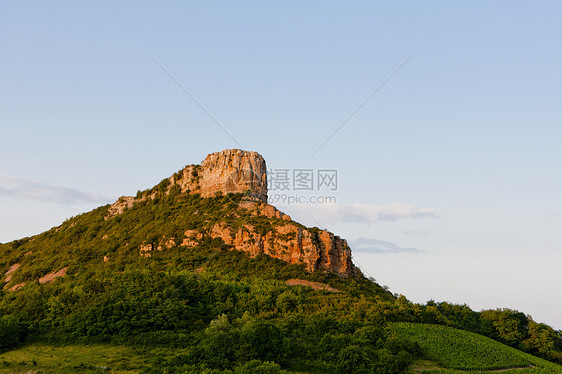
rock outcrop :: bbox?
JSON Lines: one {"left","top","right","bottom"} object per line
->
{"left": 286, "top": 279, "right": 339, "bottom": 292}
{"left": 107, "top": 196, "right": 135, "bottom": 218}
{"left": 172, "top": 149, "right": 268, "bottom": 202}
{"left": 38, "top": 267, "right": 68, "bottom": 284}
{"left": 204, "top": 203, "right": 358, "bottom": 276}
{"left": 3, "top": 263, "right": 20, "bottom": 284}
{"left": 106, "top": 150, "right": 267, "bottom": 219}
{"left": 106, "top": 149, "right": 360, "bottom": 277}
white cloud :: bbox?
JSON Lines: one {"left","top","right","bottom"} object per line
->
{"left": 0, "top": 175, "right": 115, "bottom": 205}
{"left": 350, "top": 237, "right": 424, "bottom": 254}
{"left": 280, "top": 202, "right": 439, "bottom": 226}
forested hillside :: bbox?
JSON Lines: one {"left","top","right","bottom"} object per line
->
{"left": 1, "top": 179, "right": 561, "bottom": 373}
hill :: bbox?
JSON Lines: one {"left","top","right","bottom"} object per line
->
{"left": 391, "top": 323, "right": 562, "bottom": 373}
{"left": 1, "top": 149, "right": 561, "bottom": 373}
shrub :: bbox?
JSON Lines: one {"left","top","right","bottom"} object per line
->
{"left": 0, "top": 316, "right": 27, "bottom": 350}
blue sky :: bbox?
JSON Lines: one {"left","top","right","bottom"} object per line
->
{"left": 1, "top": 1, "right": 561, "bottom": 329}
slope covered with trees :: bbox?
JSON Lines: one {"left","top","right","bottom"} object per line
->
{"left": 1, "top": 181, "right": 561, "bottom": 373}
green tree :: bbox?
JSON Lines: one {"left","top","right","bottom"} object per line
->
{"left": 0, "top": 315, "right": 27, "bottom": 349}
{"left": 480, "top": 309, "right": 529, "bottom": 347}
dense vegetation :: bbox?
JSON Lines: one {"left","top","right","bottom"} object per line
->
{"left": 391, "top": 323, "right": 562, "bottom": 372}
{"left": 404, "top": 300, "right": 562, "bottom": 364}
{"left": 0, "top": 266, "right": 416, "bottom": 372}
{"left": 1, "top": 185, "right": 561, "bottom": 372}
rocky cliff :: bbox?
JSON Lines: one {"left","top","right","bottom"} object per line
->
{"left": 172, "top": 149, "right": 268, "bottom": 202}
{"left": 107, "top": 149, "right": 360, "bottom": 277}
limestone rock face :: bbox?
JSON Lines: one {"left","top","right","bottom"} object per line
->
{"left": 106, "top": 149, "right": 360, "bottom": 277}
{"left": 172, "top": 149, "right": 268, "bottom": 202}
{"left": 200, "top": 201, "right": 359, "bottom": 277}
{"left": 106, "top": 196, "right": 135, "bottom": 219}
{"left": 106, "top": 149, "right": 267, "bottom": 219}
{"left": 199, "top": 149, "right": 268, "bottom": 202}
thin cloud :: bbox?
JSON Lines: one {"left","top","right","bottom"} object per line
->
{"left": 404, "top": 230, "right": 432, "bottom": 236}
{"left": 283, "top": 202, "right": 439, "bottom": 225}
{"left": 350, "top": 237, "right": 424, "bottom": 254}
{"left": 0, "top": 175, "right": 115, "bottom": 205}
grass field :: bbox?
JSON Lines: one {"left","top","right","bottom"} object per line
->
{"left": 0, "top": 344, "right": 311, "bottom": 374}
{"left": 0, "top": 343, "right": 190, "bottom": 374}
{"left": 391, "top": 323, "right": 562, "bottom": 373}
